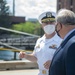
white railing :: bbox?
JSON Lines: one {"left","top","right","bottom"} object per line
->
{"left": 0, "top": 27, "right": 40, "bottom": 51}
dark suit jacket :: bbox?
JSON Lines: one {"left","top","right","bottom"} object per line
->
{"left": 49, "top": 30, "right": 75, "bottom": 75}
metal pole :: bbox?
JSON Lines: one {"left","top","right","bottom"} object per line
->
{"left": 13, "top": 0, "right": 15, "bottom": 16}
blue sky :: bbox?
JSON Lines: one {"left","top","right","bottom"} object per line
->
{"left": 7, "top": 0, "right": 57, "bottom": 20}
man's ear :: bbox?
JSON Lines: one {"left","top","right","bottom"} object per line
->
{"left": 58, "top": 22, "right": 62, "bottom": 29}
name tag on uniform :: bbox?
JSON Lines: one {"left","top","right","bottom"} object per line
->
{"left": 42, "top": 70, "right": 46, "bottom": 74}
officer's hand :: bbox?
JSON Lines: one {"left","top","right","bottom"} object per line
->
{"left": 19, "top": 52, "right": 26, "bottom": 59}
{"left": 43, "top": 60, "right": 51, "bottom": 69}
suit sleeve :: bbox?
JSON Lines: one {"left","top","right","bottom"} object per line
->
{"left": 65, "top": 43, "right": 75, "bottom": 75}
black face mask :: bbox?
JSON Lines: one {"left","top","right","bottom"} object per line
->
{"left": 55, "top": 24, "right": 62, "bottom": 37}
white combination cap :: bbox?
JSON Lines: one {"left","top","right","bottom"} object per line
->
{"left": 38, "top": 11, "right": 56, "bottom": 24}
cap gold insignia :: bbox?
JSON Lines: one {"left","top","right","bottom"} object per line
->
{"left": 46, "top": 12, "right": 52, "bottom": 17}
{"left": 49, "top": 44, "right": 57, "bottom": 49}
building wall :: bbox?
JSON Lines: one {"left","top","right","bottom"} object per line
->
{"left": 57, "top": 0, "right": 75, "bottom": 12}
{"left": 10, "top": 16, "right": 25, "bottom": 24}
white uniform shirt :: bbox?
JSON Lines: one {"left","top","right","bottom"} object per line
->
{"left": 33, "top": 34, "right": 62, "bottom": 75}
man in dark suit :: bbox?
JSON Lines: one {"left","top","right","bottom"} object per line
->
{"left": 49, "top": 9, "right": 75, "bottom": 75}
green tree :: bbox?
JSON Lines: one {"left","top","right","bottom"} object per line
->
{"left": 12, "top": 22, "right": 44, "bottom": 36}
{"left": 0, "top": 0, "right": 10, "bottom": 28}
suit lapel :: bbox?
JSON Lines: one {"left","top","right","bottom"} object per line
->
{"left": 52, "top": 30, "right": 75, "bottom": 60}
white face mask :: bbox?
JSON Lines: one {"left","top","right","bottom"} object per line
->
{"left": 43, "top": 24, "right": 55, "bottom": 34}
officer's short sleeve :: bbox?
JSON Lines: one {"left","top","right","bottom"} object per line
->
{"left": 33, "top": 38, "right": 41, "bottom": 57}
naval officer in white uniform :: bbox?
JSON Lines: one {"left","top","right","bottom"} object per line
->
{"left": 19, "top": 11, "right": 62, "bottom": 75}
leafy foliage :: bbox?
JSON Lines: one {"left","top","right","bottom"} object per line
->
{"left": 0, "top": 0, "right": 10, "bottom": 28}
{"left": 12, "top": 21, "right": 44, "bottom": 36}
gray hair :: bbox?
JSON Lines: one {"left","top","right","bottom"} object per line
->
{"left": 56, "top": 9, "right": 75, "bottom": 25}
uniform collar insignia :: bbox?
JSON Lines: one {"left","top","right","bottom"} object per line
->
{"left": 49, "top": 44, "right": 57, "bottom": 49}
{"left": 36, "top": 44, "right": 40, "bottom": 48}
